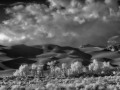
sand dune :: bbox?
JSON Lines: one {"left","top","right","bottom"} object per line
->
{"left": 0, "top": 44, "right": 120, "bottom": 71}
{"left": 0, "top": 44, "right": 91, "bottom": 70}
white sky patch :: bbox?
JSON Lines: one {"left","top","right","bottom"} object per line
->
{"left": 0, "top": 33, "right": 28, "bottom": 44}
{"left": 63, "top": 32, "right": 79, "bottom": 37}
{"left": 86, "top": 0, "right": 94, "bottom": 4}
{"left": 0, "top": 33, "right": 12, "bottom": 42}
{"left": 74, "top": 16, "right": 86, "bottom": 24}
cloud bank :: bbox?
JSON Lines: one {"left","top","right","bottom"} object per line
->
{"left": 0, "top": 0, "right": 120, "bottom": 47}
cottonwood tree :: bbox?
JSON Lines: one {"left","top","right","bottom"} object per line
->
{"left": 13, "top": 70, "right": 20, "bottom": 76}
{"left": 61, "top": 63, "right": 68, "bottom": 77}
{"left": 71, "top": 61, "right": 83, "bottom": 72}
{"left": 54, "top": 66, "right": 62, "bottom": 77}
{"left": 13, "top": 64, "right": 29, "bottom": 77}
{"left": 88, "top": 59, "right": 102, "bottom": 74}
{"left": 102, "top": 62, "right": 111, "bottom": 69}
{"left": 102, "top": 61, "right": 114, "bottom": 74}
{"left": 70, "top": 61, "right": 83, "bottom": 76}
{"left": 67, "top": 68, "right": 73, "bottom": 77}
{"left": 47, "top": 61, "right": 56, "bottom": 77}
{"left": 31, "top": 64, "right": 37, "bottom": 76}
{"left": 37, "top": 64, "right": 44, "bottom": 77}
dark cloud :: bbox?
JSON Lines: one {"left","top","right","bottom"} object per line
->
{"left": 0, "top": 0, "right": 119, "bottom": 47}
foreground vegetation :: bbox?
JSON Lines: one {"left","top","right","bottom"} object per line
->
{"left": 0, "top": 59, "right": 120, "bottom": 90}
{"left": 1, "top": 76, "right": 120, "bottom": 90}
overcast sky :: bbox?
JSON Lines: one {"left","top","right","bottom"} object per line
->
{"left": 0, "top": 0, "right": 120, "bottom": 47}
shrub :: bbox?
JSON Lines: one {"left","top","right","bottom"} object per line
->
{"left": 67, "top": 86, "right": 76, "bottom": 90}
{"left": 55, "top": 85, "right": 67, "bottom": 90}
{"left": 11, "top": 85, "right": 21, "bottom": 90}
{"left": 46, "top": 83, "right": 56, "bottom": 90}
{"left": 19, "top": 86, "right": 26, "bottom": 90}
{"left": 0, "top": 85, "right": 8, "bottom": 90}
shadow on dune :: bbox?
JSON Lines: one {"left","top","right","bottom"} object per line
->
{"left": 0, "top": 44, "right": 44, "bottom": 58}
{"left": 2, "top": 58, "right": 36, "bottom": 69}
{"left": 0, "top": 67, "right": 4, "bottom": 70}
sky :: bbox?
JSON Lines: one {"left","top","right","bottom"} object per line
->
{"left": 0, "top": 0, "right": 120, "bottom": 47}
